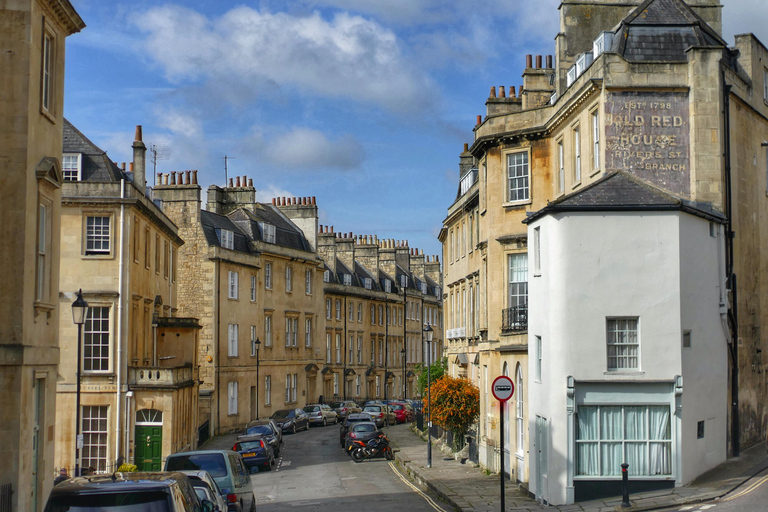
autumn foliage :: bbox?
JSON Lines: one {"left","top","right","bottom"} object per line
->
{"left": 424, "top": 375, "right": 480, "bottom": 444}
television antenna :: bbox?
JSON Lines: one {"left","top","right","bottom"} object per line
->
{"left": 149, "top": 143, "right": 171, "bottom": 185}
{"left": 223, "top": 155, "right": 236, "bottom": 185}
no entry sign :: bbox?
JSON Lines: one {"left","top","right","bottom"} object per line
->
{"left": 492, "top": 376, "right": 514, "bottom": 402}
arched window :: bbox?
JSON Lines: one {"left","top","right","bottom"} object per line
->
{"left": 136, "top": 409, "right": 163, "bottom": 425}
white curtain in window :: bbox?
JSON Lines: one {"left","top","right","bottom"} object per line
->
{"left": 576, "top": 407, "right": 599, "bottom": 476}
{"left": 625, "top": 407, "right": 648, "bottom": 475}
{"left": 600, "top": 407, "right": 623, "bottom": 476}
{"left": 649, "top": 406, "right": 671, "bottom": 475}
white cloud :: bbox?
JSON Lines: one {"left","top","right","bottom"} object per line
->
{"left": 257, "top": 184, "right": 295, "bottom": 204}
{"left": 132, "top": 5, "right": 434, "bottom": 113}
{"left": 264, "top": 128, "right": 364, "bottom": 170}
{"left": 154, "top": 107, "right": 203, "bottom": 138}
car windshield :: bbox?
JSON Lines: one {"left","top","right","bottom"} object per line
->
{"left": 352, "top": 424, "right": 377, "bottom": 433}
{"left": 303, "top": 406, "right": 320, "bottom": 412}
{"left": 193, "top": 487, "right": 209, "bottom": 502}
{"left": 166, "top": 453, "right": 227, "bottom": 477}
{"left": 246, "top": 426, "right": 272, "bottom": 436}
{"left": 236, "top": 441, "right": 262, "bottom": 451}
{"left": 45, "top": 491, "right": 171, "bottom": 512}
{"left": 391, "top": 404, "right": 404, "bottom": 410}
{"left": 330, "top": 402, "right": 342, "bottom": 408}
{"left": 363, "top": 406, "right": 381, "bottom": 412}
{"left": 271, "top": 410, "right": 294, "bottom": 419}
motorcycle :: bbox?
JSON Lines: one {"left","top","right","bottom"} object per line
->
{"left": 348, "top": 433, "right": 395, "bottom": 462}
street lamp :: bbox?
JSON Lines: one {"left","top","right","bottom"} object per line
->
{"left": 71, "top": 289, "right": 89, "bottom": 477}
{"left": 400, "top": 347, "right": 406, "bottom": 400}
{"left": 424, "top": 323, "right": 433, "bottom": 468}
{"left": 255, "top": 338, "right": 261, "bottom": 419}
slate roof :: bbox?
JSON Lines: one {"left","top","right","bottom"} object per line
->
{"left": 63, "top": 118, "right": 126, "bottom": 182}
{"left": 523, "top": 171, "right": 727, "bottom": 224}
{"left": 200, "top": 210, "right": 254, "bottom": 254}
{"left": 229, "top": 205, "right": 310, "bottom": 252}
{"left": 610, "top": 0, "right": 726, "bottom": 62}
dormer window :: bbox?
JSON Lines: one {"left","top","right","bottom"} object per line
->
{"left": 435, "top": 288, "right": 441, "bottom": 299}
{"left": 259, "top": 222, "right": 276, "bottom": 244}
{"left": 384, "top": 279, "right": 391, "bottom": 293}
{"left": 218, "top": 229, "right": 234, "bottom": 250}
{"left": 323, "top": 270, "right": 330, "bottom": 283}
{"left": 400, "top": 275, "right": 408, "bottom": 289}
{"left": 593, "top": 31, "right": 614, "bottom": 59}
{"left": 364, "top": 278, "right": 372, "bottom": 290}
{"left": 343, "top": 274, "right": 352, "bottom": 286}
{"left": 63, "top": 153, "right": 81, "bottom": 181}
{"left": 421, "top": 283, "right": 427, "bottom": 294}
{"left": 567, "top": 65, "right": 577, "bottom": 87}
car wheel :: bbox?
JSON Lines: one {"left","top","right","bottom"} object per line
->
{"left": 323, "top": 417, "right": 327, "bottom": 427}
{"left": 249, "top": 495, "right": 256, "bottom": 512}
{"left": 292, "top": 424, "right": 297, "bottom": 434}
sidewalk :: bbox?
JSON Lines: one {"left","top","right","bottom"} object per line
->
{"left": 386, "top": 424, "right": 768, "bottom": 512}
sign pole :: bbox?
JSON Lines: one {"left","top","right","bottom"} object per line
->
{"left": 491, "top": 375, "right": 514, "bottom": 512}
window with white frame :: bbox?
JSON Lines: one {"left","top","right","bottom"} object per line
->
{"left": 41, "top": 31, "right": 53, "bottom": 113}
{"left": 358, "top": 303, "right": 362, "bottom": 322}
{"left": 81, "top": 405, "right": 108, "bottom": 473}
{"left": 343, "top": 273, "right": 352, "bottom": 286}
{"left": 534, "top": 227, "right": 541, "bottom": 274}
{"left": 84, "top": 307, "right": 110, "bottom": 372}
{"left": 558, "top": 140, "right": 565, "bottom": 193}
{"left": 357, "top": 336, "right": 363, "bottom": 364}
{"left": 535, "top": 335, "right": 542, "bottom": 381}
{"left": 264, "top": 315, "right": 272, "bottom": 346}
{"left": 85, "top": 216, "right": 111, "bottom": 255}
{"left": 370, "top": 304, "right": 375, "bottom": 324}
{"left": 326, "top": 299, "right": 331, "bottom": 319}
{"left": 469, "top": 213, "right": 474, "bottom": 250}
{"left": 607, "top": 318, "right": 639, "bottom": 370}
{"left": 378, "top": 340, "right": 383, "bottom": 366}
{"left": 218, "top": 229, "right": 234, "bottom": 250}
{"left": 378, "top": 306, "right": 383, "bottom": 325}
{"left": 285, "top": 266, "right": 292, "bottom": 292}
{"left": 228, "top": 323, "right": 239, "bottom": 357}
{"left": 336, "top": 333, "right": 341, "bottom": 363}
{"left": 251, "top": 275, "right": 257, "bottom": 302}
{"left": 576, "top": 405, "right": 671, "bottom": 477}
{"left": 508, "top": 254, "right": 528, "bottom": 309}
{"left": 574, "top": 125, "right": 581, "bottom": 182}
{"left": 326, "top": 333, "right": 332, "bottom": 363}
{"left": 265, "top": 262, "right": 272, "bottom": 289}
{"left": 62, "top": 153, "right": 81, "bottom": 181}
{"left": 356, "top": 375, "right": 361, "bottom": 396}
{"left": 228, "top": 381, "right": 238, "bottom": 415}
{"left": 36, "top": 203, "right": 50, "bottom": 301}
{"left": 227, "top": 271, "right": 239, "bottom": 299}
{"left": 323, "top": 270, "right": 330, "bottom": 283}
{"left": 507, "top": 151, "right": 530, "bottom": 202}
{"left": 305, "top": 269, "right": 312, "bottom": 294}
{"left": 449, "top": 230, "right": 454, "bottom": 263}
{"left": 335, "top": 300, "right": 341, "bottom": 320}
{"left": 291, "top": 374, "right": 297, "bottom": 402}
{"left": 516, "top": 365, "right": 524, "bottom": 457}
{"left": 376, "top": 376, "right": 381, "bottom": 396}
{"left": 371, "top": 338, "right": 375, "bottom": 364}
{"left": 333, "top": 373, "right": 339, "bottom": 396}
{"left": 251, "top": 326, "right": 257, "bottom": 356}
{"left": 349, "top": 302, "right": 354, "bottom": 321}
{"left": 592, "top": 110, "right": 600, "bottom": 170}
{"left": 349, "top": 335, "right": 354, "bottom": 363}
{"left": 285, "top": 376, "right": 290, "bottom": 403}
{"left": 265, "top": 376, "right": 271, "bottom": 405}
{"left": 259, "top": 222, "right": 276, "bottom": 244}
{"left": 285, "top": 317, "right": 298, "bottom": 347}
{"left": 365, "top": 278, "right": 372, "bottom": 290}
{"left": 305, "top": 317, "right": 312, "bottom": 347}
{"left": 384, "top": 279, "right": 391, "bottom": 293}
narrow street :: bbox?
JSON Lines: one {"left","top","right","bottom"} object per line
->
{"left": 204, "top": 422, "right": 448, "bottom": 512}
{"left": 659, "top": 466, "right": 768, "bottom": 512}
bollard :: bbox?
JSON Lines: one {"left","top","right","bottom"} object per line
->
{"left": 621, "top": 462, "right": 631, "bottom": 508}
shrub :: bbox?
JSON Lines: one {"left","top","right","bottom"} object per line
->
{"left": 117, "top": 463, "right": 138, "bottom": 472}
{"left": 424, "top": 375, "right": 480, "bottom": 448}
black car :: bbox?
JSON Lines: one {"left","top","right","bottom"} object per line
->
{"left": 244, "top": 419, "right": 282, "bottom": 456}
{"left": 270, "top": 408, "right": 310, "bottom": 434}
{"left": 44, "top": 472, "right": 215, "bottom": 512}
{"left": 233, "top": 434, "right": 275, "bottom": 473}
{"left": 340, "top": 413, "right": 379, "bottom": 448}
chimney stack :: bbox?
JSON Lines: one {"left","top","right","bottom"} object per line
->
{"left": 132, "top": 125, "right": 147, "bottom": 195}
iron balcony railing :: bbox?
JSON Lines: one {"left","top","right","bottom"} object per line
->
{"left": 502, "top": 305, "right": 528, "bottom": 332}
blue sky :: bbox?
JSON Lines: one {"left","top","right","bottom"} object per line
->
{"left": 63, "top": 0, "right": 768, "bottom": 257}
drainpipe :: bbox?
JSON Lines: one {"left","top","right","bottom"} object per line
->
{"left": 215, "top": 259, "right": 221, "bottom": 435}
{"left": 722, "top": 74, "right": 739, "bottom": 457}
{"left": 343, "top": 297, "right": 347, "bottom": 401}
{"left": 116, "top": 179, "right": 126, "bottom": 468}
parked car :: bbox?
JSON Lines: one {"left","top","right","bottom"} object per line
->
{"left": 165, "top": 450, "right": 255, "bottom": 512}
{"left": 304, "top": 403, "right": 338, "bottom": 426}
{"left": 364, "top": 400, "right": 386, "bottom": 407}
{"left": 389, "top": 402, "right": 415, "bottom": 423}
{"left": 330, "top": 400, "right": 361, "bottom": 421}
{"left": 343, "top": 422, "right": 382, "bottom": 452}
{"left": 339, "top": 412, "right": 378, "bottom": 447}
{"left": 233, "top": 434, "right": 275, "bottom": 473}
{"left": 270, "top": 408, "right": 310, "bottom": 434}
{"left": 362, "top": 404, "right": 397, "bottom": 427}
{"left": 44, "top": 472, "right": 215, "bottom": 512}
{"left": 244, "top": 419, "right": 282, "bottom": 456}
{"left": 177, "top": 470, "right": 228, "bottom": 512}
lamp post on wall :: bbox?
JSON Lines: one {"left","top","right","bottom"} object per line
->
{"left": 401, "top": 348, "right": 406, "bottom": 400}
{"left": 424, "top": 323, "right": 433, "bottom": 468}
{"left": 255, "top": 338, "right": 261, "bottom": 419}
{"left": 71, "top": 289, "right": 89, "bottom": 477}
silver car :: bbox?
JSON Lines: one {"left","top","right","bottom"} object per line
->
{"left": 303, "top": 403, "right": 338, "bottom": 426}
{"left": 177, "top": 470, "right": 228, "bottom": 512}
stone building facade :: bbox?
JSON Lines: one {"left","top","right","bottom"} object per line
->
{"left": 56, "top": 121, "right": 200, "bottom": 474}
{"left": 445, "top": 0, "right": 768, "bottom": 503}
{"left": 0, "top": 2, "right": 83, "bottom": 510}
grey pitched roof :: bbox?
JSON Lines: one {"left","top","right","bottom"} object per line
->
{"left": 523, "top": 171, "right": 726, "bottom": 224}
{"left": 200, "top": 210, "right": 254, "bottom": 254}
{"left": 231, "top": 205, "right": 310, "bottom": 252}
{"left": 610, "top": 0, "right": 726, "bottom": 62}
{"left": 63, "top": 118, "right": 125, "bottom": 181}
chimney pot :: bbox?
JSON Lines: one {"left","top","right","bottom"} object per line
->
{"left": 510, "top": 86, "right": 516, "bottom": 97}
{"left": 312, "top": 196, "right": 316, "bottom": 205}
{"left": 476, "top": 115, "right": 482, "bottom": 125}
{"left": 235, "top": 176, "right": 241, "bottom": 187}
{"left": 192, "top": 170, "right": 198, "bottom": 184}
{"left": 229, "top": 178, "right": 234, "bottom": 187}
{"left": 170, "top": 172, "right": 176, "bottom": 185}
{"left": 273, "top": 198, "right": 277, "bottom": 205}
{"left": 536, "top": 55, "right": 542, "bottom": 68}
{"left": 185, "top": 170, "right": 191, "bottom": 184}
{"left": 526, "top": 54, "right": 533, "bottom": 68}
{"left": 546, "top": 55, "right": 553, "bottom": 69}
{"left": 463, "top": 143, "right": 469, "bottom": 152}
{"left": 249, "top": 179, "right": 253, "bottom": 187}
{"left": 129, "top": 162, "right": 134, "bottom": 173}
{"left": 242, "top": 175, "right": 246, "bottom": 187}
{"left": 490, "top": 86, "right": 496, "bottom": 98}
{"left": 121, "top": 162, "right": 126, "bottom": 171}
{"left": 499, "top": 85, "right": 506, "bottom": 98}
{"left": 157, "top": 172, "right": 162, "bottom": 183}
{"left": 134, "top": 125, "right": 143, "bottom": 142}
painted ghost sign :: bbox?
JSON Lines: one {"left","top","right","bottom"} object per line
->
{"left": 605, "top": 91, "right": 690, "bottom": 196}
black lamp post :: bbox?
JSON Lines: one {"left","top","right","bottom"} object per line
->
{"left": 255, "top": 338, "right": 261, "bottom": 419}
{"left": 400, "top": 348, "right": 406, "bottom": 400}
{"left": 71, "top": 289, "right": 89, "bottom": 477}
{"left": 424, "top": 323, "right": 433, "bottom": 468}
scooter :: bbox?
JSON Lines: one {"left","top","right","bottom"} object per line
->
{"left": 349, "top": 433, "right": 395, "bottom": 462}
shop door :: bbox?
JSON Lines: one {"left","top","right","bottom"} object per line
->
{"left": 135, "top": 425, "right": 162, "bottom": 471}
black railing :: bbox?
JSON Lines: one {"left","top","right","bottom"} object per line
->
{"left": 198, "top": 420, "right": 210, "bottom": 446}
{"left": 0, "top": 483, "right": 12, "bottom": 512}
{"left": 501, "top": 305, "right": 527, "bottom": 332}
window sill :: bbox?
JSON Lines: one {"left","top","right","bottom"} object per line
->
{"left": 34, "top": 301, "right": 56, "bottom": 323}
{"left": 502, "top": 199, "right": 532, "bottom": 209}
{"left": 603, "top": 371, "right": 645, "bottom": 376}
{"left": 40, "top": 107, "right": 57, "bottom": 125}
{"left": 571, "top": 181, "right": 582, "bottom": 190}
{"left": 590, "top": 168, "right": 601, "bottom": 178}
{"left": 83, "top": 253, "right": 114, "bottom": 260}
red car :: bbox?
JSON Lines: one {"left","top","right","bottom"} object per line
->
{"left": 389, "top": 402, "right": 414, "bottom": 423}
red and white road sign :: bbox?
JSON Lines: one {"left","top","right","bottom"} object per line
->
{"left": 492, "top": 376, "right": 514, "bottom": 402}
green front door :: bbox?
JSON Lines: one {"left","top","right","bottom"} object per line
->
{"left": 135, "top": 425, "right": 162, "bottom": 471}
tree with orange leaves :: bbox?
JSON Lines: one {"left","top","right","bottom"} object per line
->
{"left": 424, "top": 375, "right": 480, "bottom": 448}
